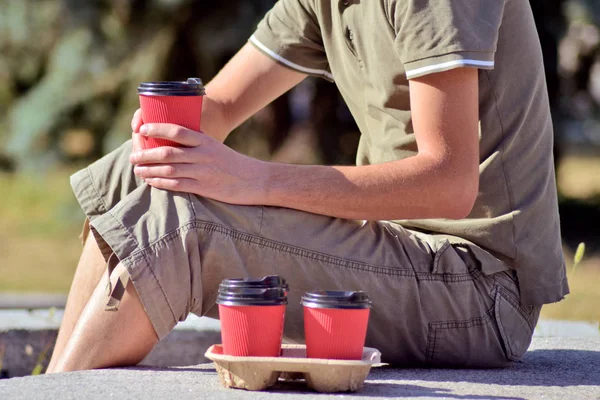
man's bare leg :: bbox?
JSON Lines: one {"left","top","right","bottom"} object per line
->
{"left": 50, "top": 263, "right": 158, "bottom": 372}
{"left": 47, "top": 232, "right": 107, "bottom": 373}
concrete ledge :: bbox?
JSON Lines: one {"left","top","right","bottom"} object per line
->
{"left": 0, "top": 293, "right": 67, "bottom": 310}
{"left": 0, "top": 310, "right": 222, "bottom": 378}
{"left": 1, "top": 337, "right": 599, "bottom": 399}
{"left": 0, "top": 329, "right": 222, "bottom": 378}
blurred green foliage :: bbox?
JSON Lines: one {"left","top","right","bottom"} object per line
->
{"left": 0, "top": 0, "right": 599, "bottom": 171}
{"left": 0, "top": 0, "right": 281, "bottom": 170}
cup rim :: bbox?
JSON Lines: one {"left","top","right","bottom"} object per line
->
{"left": 301, "top": 290, "right": 372, "bottom": 309}
{"left": 217, "top": 285, "right": 288, "bottom": 306}
{"left": 137, "top": 78, "right": 205, "bottom": 96}
{"left": 217, "top": 298, "right": 288, "bottom": 306}
{"left": 219, "top": 275, "right": 288, "bottom": 290}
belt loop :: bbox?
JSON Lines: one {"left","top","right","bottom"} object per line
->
{"left": 104, "top": 253, "right": 130, "bottom": 312}
{"left": 80, "top": 218, "right": 91, "bottom": 245}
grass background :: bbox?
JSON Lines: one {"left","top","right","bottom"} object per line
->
{"left": 1, "top": 153, "right": 599, "bottom": 324}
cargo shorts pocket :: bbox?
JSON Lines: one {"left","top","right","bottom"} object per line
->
{"left": 425, "top": 309, "right": 509, "bottom": 367}
{"left": 494, "top": 285, "right": 539, "bottom": 361}
{"left": 424, "top": 242, "right": 509, "bottom": 367}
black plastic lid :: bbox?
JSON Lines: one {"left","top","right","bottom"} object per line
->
{"left": 219, "top": 275, "right": 288, "bottom": 290}
{"left": 301, "top": 290, "right": 372, "bottom": 310}
{"left": 216, "top": 287, "right": 288, "bottom": 306}
{"left": 216, "top": 275, "right": 288, "bottom": 306}
{"left": 137, "top": 77, "right": 205, "bottom": 96}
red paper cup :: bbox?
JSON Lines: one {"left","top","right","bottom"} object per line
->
{"left": 137, "top": 78, "right": 205, "bottom": 149}
{"left": 216, "top": 276, "right": 289, "bottom": 357}
{"left": 138, "top": 95, "right": 203, "bottom": 149}
{"left": 303, "top": 307, "right": 369, "bottom": 360}
{"left": 218, "top": 304, "right": 286, "bottom": 357}
{"left": 301, "top": 291, "right": 371, "bottom": 360}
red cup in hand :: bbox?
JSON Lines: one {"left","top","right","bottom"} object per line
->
{"left": 137, "top": 78, "right": 205, "bottom": 149}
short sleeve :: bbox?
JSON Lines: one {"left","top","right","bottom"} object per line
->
{"left": 250, "top": 0, "right": 333, "bottom": 81}
{"left": 392, "top": 0, "right": 506, "bottom": 79}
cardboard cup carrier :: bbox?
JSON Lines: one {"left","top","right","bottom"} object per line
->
{"left": 137, "top": 78, "right": 205, "bottom": 149}
{"left": 208, "top": 281, "right": 380, "bottom": 393}
{"left": 205, "top": 343, "right": 381, "bottom": 393}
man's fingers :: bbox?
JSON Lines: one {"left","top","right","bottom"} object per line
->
{"left": 140, "top": 123, "right": 203, "bottom": 147}
{"left": 143, "top": 177, "right": 197, "bottom": 193}
{"left": 133, "top": 163, "right": 198, "bottom": 179}
{"left": 129, "top": 146, "right": 193, "bottom": 165}
{"left": 132, "top": 132, "right": 145, "bottom": 153}
{"left": 131, "top": 109, "right": 143, "bottom": 133}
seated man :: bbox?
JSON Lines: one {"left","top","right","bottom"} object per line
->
{"left": 47, "top": 0, "right": 568, "bottom": 372}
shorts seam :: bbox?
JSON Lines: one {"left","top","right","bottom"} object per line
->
{"left": 124, "top": 227, "right": 196, "bottom": 325}
{"left": 495, "top": 288, "right": 514, "bottom": 357}
{"left": 105, "top": 208, "right": 140, "bottom": 251}
{"left": 189, "top": 193, "right": 198, "bottom": 220}
{"left": 130, "top": 219, "right": 480, "bottom": 280}
{"left": 194, "top": 220, "right": 416, "bottom": 277}
{"left": 382, "top": 223, "right": 426, "bottom": 275}
{"left": 191, "top": 220, "right": 479, "bottom": 281}
{"left": 126, "top": 220, "right": 410, "bottom": 277}
{"left": 116, "top": 251, "right": 177, "bottom": 338}
{"left": 259, "top": 206, "right": 264, "bottom": 236}
{"left": 429, "top": 306, "right": 494, "bottom": 331}
{"left": 432, "top": 240, "right": 452, "bottom": 273}
{"left": 425, "top": 324, "right": 437, "bottom": 362}
{"left": 138, "top": 250, "right": 178, "bottom": 322}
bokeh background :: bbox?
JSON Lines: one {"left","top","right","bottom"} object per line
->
{"left": 0, "top": 0, "right": 599, "bottom": 323}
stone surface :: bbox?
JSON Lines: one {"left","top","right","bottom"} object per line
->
{"left": 1, "top": 337, "right": 599, "bottom": 399}
{"left": 140, "top": 330, "right": 222, "bottom": 367}
{"left": 1, "top": 308, "right": 598, "bottom": 380}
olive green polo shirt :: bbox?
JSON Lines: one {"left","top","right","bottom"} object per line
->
{"left": 250, "top": 0, "right": 569, "bottom": 305}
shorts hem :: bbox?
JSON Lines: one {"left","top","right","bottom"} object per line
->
{"left": 70, "top": 167, "right": 109, "bottom": 220}
{"left": 120, "top": 251, "right": 177, "bottom": 340}
{"left": 93, "top": 210, "right": 177, "bottom": 340}
{"left": 71, "top": 167, "right": 177, "bottom": 340}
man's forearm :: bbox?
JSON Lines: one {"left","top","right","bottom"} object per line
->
{"left": 199, "top": 95, "right": 230, "bottom": 143}
{"left": 259, "top": 155, "right": 478, "bottom": 221}
{"left": 255, "top": 68, "right": 480, "bottom": 222}
{"left": 199, "top": 43, "right": 307, "bottom": 143}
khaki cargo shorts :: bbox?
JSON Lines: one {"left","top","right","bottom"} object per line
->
{"left": 71, "top": 140, "right": 540, "bottom": 367}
